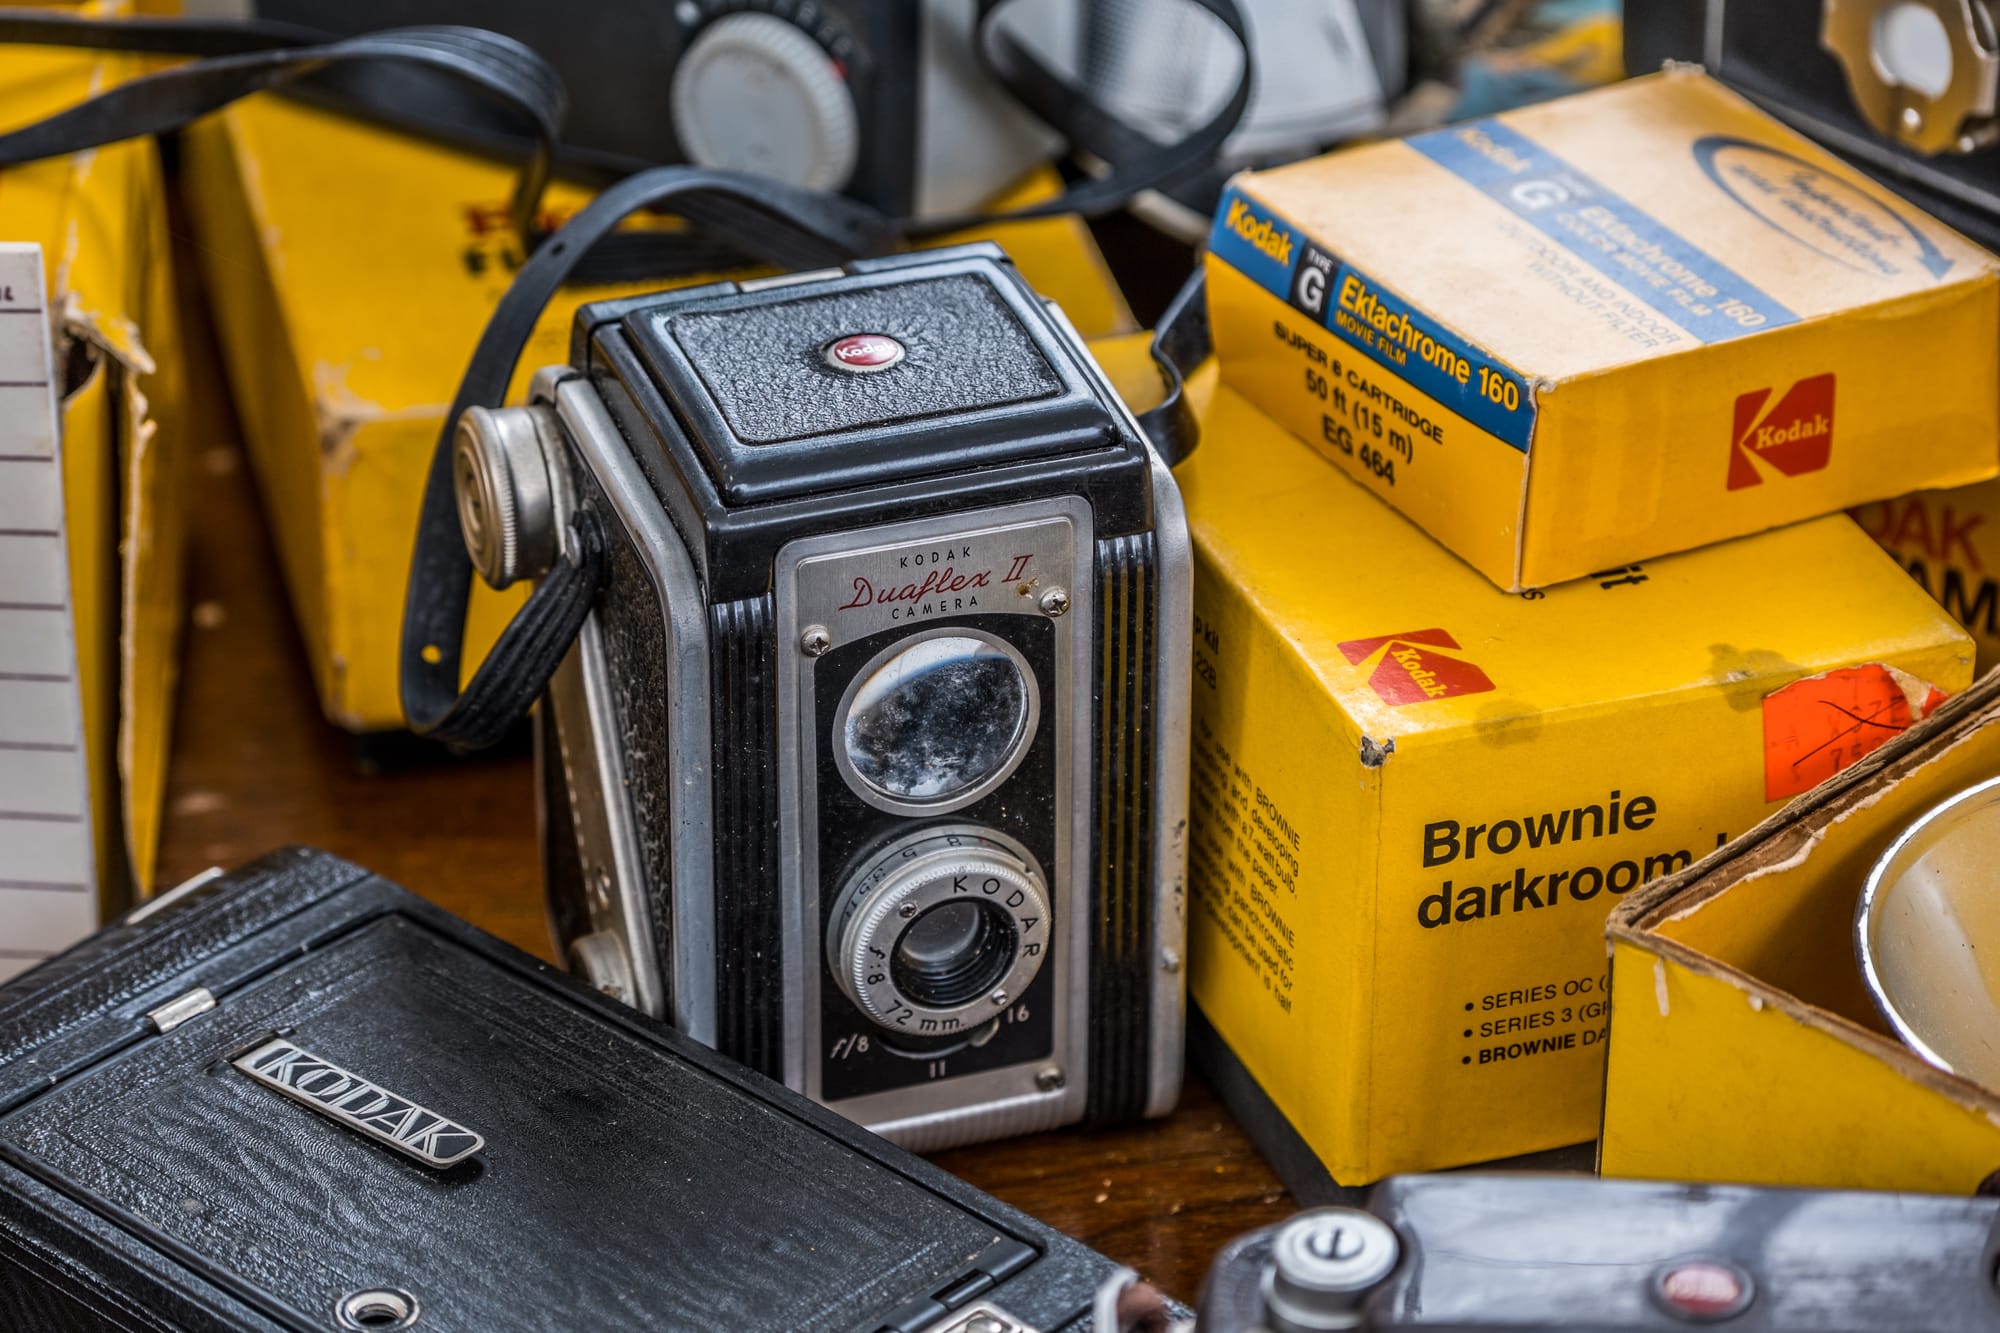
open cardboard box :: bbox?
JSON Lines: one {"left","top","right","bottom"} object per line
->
{"left": 1604, "top": 667, "right": 2000, "bottom": 1192}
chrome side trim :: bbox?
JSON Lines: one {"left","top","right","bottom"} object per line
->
{"left": 553, "top": 376, "right": 716, "bottom": 1045}
{"left": 124, "top": 866, "right": 224, "bottom": 925}
{"left": 545, "top": 622, "right": 664, "bottom": 1019}
{"left": 1142, "top": 441, "right": 1194, "bottom": 1118}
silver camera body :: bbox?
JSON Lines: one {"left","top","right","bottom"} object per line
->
{"left": 453, "top": 244, "right": 1191, "bottom": 1150}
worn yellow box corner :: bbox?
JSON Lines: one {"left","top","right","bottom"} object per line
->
{"left": 1603, "top": 669, "right": 2000, "bottom": 1192}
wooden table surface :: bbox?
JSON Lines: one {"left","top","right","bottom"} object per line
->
{"left": 153, "top": 283, "right": 1298, "bottom": 1309}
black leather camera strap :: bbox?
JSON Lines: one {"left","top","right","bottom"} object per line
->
{"left": 0, "top": 16, "right": 563, "bottom": 258}
{"left": 1139, "top": 267, "right": 1210, "bottom": 475}
{"left": 0, "top": 1, "right": 1251, "bottom": 252}
{"left": 909, "top": 0, "right": 1251, "bottom": 234}
{"left": 0, "top": 6, "right": 1225, "bottom": 742}
{"left": 398, "top": 170, "right": 1211, "bottom": 748}
{"left": 398, "top": 169, "right": 896, "bottom": 747}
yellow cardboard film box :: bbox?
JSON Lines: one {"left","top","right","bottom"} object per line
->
{"left": 182, "top": 95, "right": 1133, "bottom": 731}
{"left": 0, "top": 4, "right": 188, "bottom": 968}
{"left": 1203, "top": 68, "right": 2000, "bottom": 592}
{"left": 1603, "top": 669, "right": 2000, "bottom": 1194}
{"left": 1180, "top": 374, "right": 1974, "bottom": 1186}
{"left": 1853, "top": 480, "right": 2000, "bottom": 675}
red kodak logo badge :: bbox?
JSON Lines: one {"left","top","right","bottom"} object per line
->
{"left": 1728, "top": 373, "right": 1834, "bottom": 490}
{"left": 1337, "top": 629, "right": 1495, "bottom": 706}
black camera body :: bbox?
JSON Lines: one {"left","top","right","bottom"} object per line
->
{"left": 451, "top": 243, "right": 1190, "bottom": 1150}
{"left": 1195, "top": 1174, "right": 2000, "bottom": 1331}
{"left": 1625, "top": 0, "right": 2000, "bottom": 252}
{"left": 246, "top": 0, "right": 1057, "bottom": 217}
{"left": 0, "top": 848, "right": 1136, "bottom": 1333}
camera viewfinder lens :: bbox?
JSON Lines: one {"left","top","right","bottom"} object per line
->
{"left": 840, "top": 633, "right": 1037, "bottom": 807}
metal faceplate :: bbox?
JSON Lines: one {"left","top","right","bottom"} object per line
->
{"left": 778, "top": 500, "right": 1094, "bottom": 1148}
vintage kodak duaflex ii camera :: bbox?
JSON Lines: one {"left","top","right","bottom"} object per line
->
{"left": 447, "top": 243, "right": 1191, "bottom": 1150}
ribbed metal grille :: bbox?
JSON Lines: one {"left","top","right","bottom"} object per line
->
{"left": 710, "top": 595, "right": 784, "bottom": 1077}
{"left": 1087, "top": 533, "right": 1158, "bottom": 1123}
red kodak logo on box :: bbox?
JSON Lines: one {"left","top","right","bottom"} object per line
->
{"left": 1338, "top": 629, "right": 1496, "bottom": 705}
{"left": 1728, "top": 374, "right": 1835, "bottom": 491}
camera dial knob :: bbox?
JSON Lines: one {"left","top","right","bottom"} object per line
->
{"left": 1260, "top": 1209, "right": 1399, "bottom": 1332}
{"left": 452, "top": 404, "right": 560, "bottom": 590}
{"left": 671, "top": 12, "right": 862, "bottom": 193}
{"left": 830, "top": 827, "right": 1051, "bottom": 1039}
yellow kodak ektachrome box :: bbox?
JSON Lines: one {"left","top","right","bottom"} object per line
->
{"left": 182, "top": 96, "right": 1134, "bottom": 731}
{"left": 0, "top": 9, "right": 188, "bottom": 912}
{"left": 1854, "top": 480, "right": 2000, "bottom": 675}
{"left": 1204, "top": 68, "right": 2000, "bottom": 592}
{"left": 1603, "top": 670, "right": 2000, "bottom": 1193}
{"left": 1179, "top": 374, "right": 1974, "bottom": 1185}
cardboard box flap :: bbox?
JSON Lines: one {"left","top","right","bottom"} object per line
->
{"left": 1602, "top": 669, "right": 2000, "bottom": 1192}
{"left": 1611, "top": 667, "right": 2000, "bottom": 937}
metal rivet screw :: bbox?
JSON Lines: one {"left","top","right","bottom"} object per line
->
{"left": 990, "top": 989, "right": 1008, "bottom": 1006}
{"left": 1307, "top": 1225, "right": 1367, "bottom": 1262}
{"left": 1902, "top": 106, "right": 1924, "bottom": 133}
{"left": 799, "top": 625, "right": 832, "bottom": 657}
{"left": 1035, "top": 1066, "right": 1066, "bottom": 1092}
{"left": 337, "top": 1288, "right": 420, "bottom": 1332}
{"left": 1161, "top": 948, "right": 1182, "bottom": 974}
{"left": 1038, "top": 587, "right": 1070, "bottom": 618}
{"left": 899, "top": 902, "right": 919, "bottom": 919}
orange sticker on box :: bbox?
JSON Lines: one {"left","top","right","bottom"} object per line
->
{"left": 1762, "top": 664, "right": 1945, "bottom": 802}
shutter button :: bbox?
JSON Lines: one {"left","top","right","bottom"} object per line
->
{"left": 1654, "top": 1260, "right": 1754, "bottom": 1322}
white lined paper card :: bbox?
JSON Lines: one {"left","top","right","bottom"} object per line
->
{"left": 0, "top": 243, "right": 96, "bottom": 984}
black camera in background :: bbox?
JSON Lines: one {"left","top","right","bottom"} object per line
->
{"left": 1624, "top": 0, "right": 2000, "bottom": 254}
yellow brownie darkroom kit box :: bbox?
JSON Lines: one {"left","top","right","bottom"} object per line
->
{"left": 1179, "top": 376, "right": 1974, "bottom": 1185}
{"left": 183, "top": 96, "right": 1133, "bottom": 731}
{"left": 1602, "top": 670, "right": 2000, "bottom": 1194}
{"left": 1204, "top": 68, "right": 2000, "bottom": 592}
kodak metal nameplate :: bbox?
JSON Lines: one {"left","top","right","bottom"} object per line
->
{"left": 232, "top": 1038, "right": 485, "bottom": 1168}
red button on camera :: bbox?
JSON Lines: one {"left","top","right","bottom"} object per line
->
{"left": 824, "top": 332, "right": 905, "bottom": 373}
{"left": 1655, "top": 1261, "right": 1753, "bottom": 1322}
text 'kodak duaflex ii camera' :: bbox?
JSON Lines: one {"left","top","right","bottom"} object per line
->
{"left": 448, "top": 244, "right": 1192, "bottom": 1151}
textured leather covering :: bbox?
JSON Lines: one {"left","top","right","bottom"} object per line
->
{"left": 0, "top": 847, "right": 371, "bottom": 1099}
{"left": 666, "top": 274, "right": 1061, "bottom": 445}
{"left": 0, "top": 848, "right": 1118, "bottom": 1331}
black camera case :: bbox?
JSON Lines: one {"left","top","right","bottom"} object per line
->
{"left": 0, "top": 848, "right": 1127, "bottom": 1332}
{"left": 1625, "top": 0, "right": 2000, "bottom": 252}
